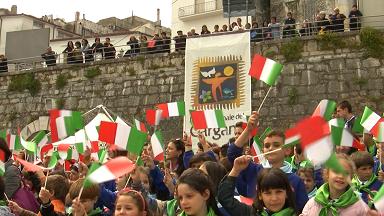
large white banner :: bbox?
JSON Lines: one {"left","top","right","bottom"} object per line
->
{"left": 184, "top": 32, "right": 251, "bottom": 145}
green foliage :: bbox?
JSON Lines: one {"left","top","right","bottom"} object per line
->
{"left": 127, "top": 67, "right": 136, "bottom": 76}
{"left": 55, "top": 98, "right": 65, "bottom": 109}
{"left": 280, "top": 38, "right": 303, "bottom": 62}
{"left": 149, "top": 64, "right": 160, "bottom": 70}
{"left": 288, "top": 87, "right": 298, "bottom": 105}
{"left": 316, "top": 32, "right": 346, "bottom": 50}
{"left": 353, "top": 76, "right": 368, "bottom": 87}
{"left": 359, "top": 27, "right": 384, "bottom": 59}
{"left": 84, "top": 67, "right": 101, "bottom": 79}
{"left": 56, "top": 74, "right": 68, "bottom": 89}
{"left": 264, "top": 50, "right": 277, "bottom": 59}
{"left": 136, "top": 56, "right": 145, "bottom": 66}
{"left": 8, "top": 73, "right": 41, "bottom": 96}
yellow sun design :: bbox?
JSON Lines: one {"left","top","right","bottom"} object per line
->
{"left": 223, "top": 66, "right": 234, "bottom": 76}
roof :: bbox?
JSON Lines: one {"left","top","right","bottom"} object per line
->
{"left": 50, "top": 30, "right": 152, "bottom": 42}
{"left": 0, "top": 13, "right": 81, "bottom": 36}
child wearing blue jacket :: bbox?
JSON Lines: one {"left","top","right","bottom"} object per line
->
{"left": 227, "top": 111, "right": 308, "bottom": 212}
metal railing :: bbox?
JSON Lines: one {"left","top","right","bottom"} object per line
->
{"left": 0, "top": 15, "right": 383, "bottom": 73}
{"left": 179, "top": 0, "right": 223, "bottom": 18}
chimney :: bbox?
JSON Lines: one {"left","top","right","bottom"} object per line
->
{"left": 11, "top": 5, "right": 17, "bottom": 14}
{"left": 83, "top": 13, "right": 85, "bottom": 20}
{"left": 157, "top": 8, "right": 161, "bottom": 24}
{"left": 75, "top": 11, "right": 80, "bottom": 21}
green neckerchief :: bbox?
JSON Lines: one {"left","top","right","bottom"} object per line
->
{"left": 179, "top": 207, "right": 217, "bottom": 216}
{"left": 87, "top": 208, "right": 102, "bottom": 216}
{"left": 280, "top": 161, "right": 293, "bottom": 174}
{"left": 315, "top": 183, "right": 359, "bottom": 216}
{"left": 260, "top": 207, "right": 295, "bottom": 216}
{"left": 308, "top": 187, "right": 317, "bottom": 199}
{"left": 0, "top": 200, "right": 7, "bottom": 206}
{"left": 352, "top": 174, "right": 377, "bottom": 198}
{"left": 166, "top": 199, "right": 179, "bottom": 216}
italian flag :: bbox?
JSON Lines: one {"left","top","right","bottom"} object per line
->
{"left": 40, "top": 144, "right": 53, "bottom": 160}
{"left": 157, "top": 101, "right": 186, "bottom": 118}
{"left": 151, "top": 131, "right": 165, "bottom": 161}
{"left": 46, "top": 152, "right": 58, "bottom": 169}
{"left": 19, "top": 131, "right": 37, "bottom": 153}
{"left": 75, "top": 129, "right": 89, "bottom": 154}
{"left": 50, "top": 109, "right": 84, "bottom": 142}
{"left": 328, "top": 118, "right": 345, "bottom": 129}
{"left": 372, "top": 121, "right": 384, "bottom": 142}
{"left": 86, "top": 156, "right": 135, "bottom": 185}
{"left": 146, "top": 109, "right": 163, "bottom": 126}
{"left": 57, "top": 144, "right": 72, "bottom": 160}
{"left": 234, "top": 195, "right": 253, "bottom": 206}
{"left": 331, "top": 126, "right": 365, "bottom": 150}
{"left": 284, "top": 127, "right": 301, "bottom": 147}
{"left": 297, "top": 116, "right": 333, "bottom": 166}
{"left": 32, "top": 131, "right": 49, "bottom": 149}
{"left": 98, "top": 121, "right": 147, "bottom": 155}
{"left": 248, "top": 54, "right": 283, "bottom": 86}
{"left": 190, "top": 110, "right": 226, "bottom": 129}
{"left": 6, "top": 133, "right": 22, "bottom": 151}
{"left": 85, "top": 113, "right": 111, "bottom": 142}
{"left": 312, "top": 99, "right": 336, "bottom": 121}
{"left": 373, "top": 184, "right": 384, "bottom": 213}
{"left": 250, "top": 136, "right": 267, "bottom": 164}
{"left": 360, "top": 106, "right": 382, "bottom": 132}
{"left": 134, "top": 119, "right": 147, "bottom": 133}
{"left": 0, "top": 149, "right": 5, "bottom": 176}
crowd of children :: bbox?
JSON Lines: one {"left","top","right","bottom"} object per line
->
{"left": 0, "top": 100, "right": 383, "bottom": 216}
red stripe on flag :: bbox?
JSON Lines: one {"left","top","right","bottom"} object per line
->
{"left": 49, "top": 109, "right": 61, "bottom": 142}
{"left": 297, "top": 116, "right": 330, "bottom": 150}
{"left": 190, "top": 111, "right": 207, "bottom": 129}
{"left": 146, "top": 109, "right": 156, "bottom": 126}
{"left": 0, "top": 149, "right": 5, "bottom": 162}
{"left": 91, "top": 141, "right": 100, "bottom": 153}
{"left": 370, "top": 118, "right": 384, "bottom": 138}
{"left": 154, "top": 152, "right": 164, "bottom": 161}
{"left": 157, "top": 103, "right": 169, "bottom": 119}
{"left": 140, "top": 122, "right": 147, "bottom": 133}
{"left": 57, "top": 144, "right": 71, "bottom": 152}
{"left": 241, "top": 122, "right": 258, "bottom": 138}
{"left": 249, "top": 54, "right": 267, "bottom": 79}
{"left": 40, "top": 144, "right": 53, "bottom": 159}
{"left": 98, "top": 121, "right": 117, "bottom": 144}
{"left": 105, "top": 157, "right": 135, "bottom": 178}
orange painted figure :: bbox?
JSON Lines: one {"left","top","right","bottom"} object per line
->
{"left": 202, "top": 72, "right": 232, "bottom": 102}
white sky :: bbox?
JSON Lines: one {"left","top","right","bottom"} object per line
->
{"left": 0, "top": 0, "right": 172, "bottom": 27}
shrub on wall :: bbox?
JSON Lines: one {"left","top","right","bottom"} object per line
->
{"left": 84, "top": 67, "right": 101, "bottom": 79}
{"left": 316, "top": 32, "right": 346, "bottom": 50}
{"left": 280, "top": 38, "right": 303, "bottom": 62}
{"left": 360, "top": 27, "right": 384, "bottom": 59}
{"left": 8, "top": 73, "right": 41, "bottom": 96}
{"left": 56, "top": 74, "right": 68, "bottom": 89}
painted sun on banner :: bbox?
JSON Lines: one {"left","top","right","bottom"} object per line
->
{"left": 184, "top": 32, "right": 251, "bottom": 144}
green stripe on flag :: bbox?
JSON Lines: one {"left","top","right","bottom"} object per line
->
{"left": 352, "top": 116, "right": 364, "bottom": 134}
{"left": 84, "top": 162, "right": 102, "bottom": 188}
{"left": 47, "top": 152, "right": 58, "bottom": 169}
{"left": 127, "top": 128, "right": 147, "bottom": 155}
{"left": 178, "top": 101, "right": 186, "bottom": 116}
{"left": 324, "top": 152, "right": 346, "bottom": 175}
{"left": 260, "top": 127, "right": 272, "bottom": 140}
{"left": 214, "top": 110, "right": 226, "bottom": 128}
{"left": 265, "top": 62, "right": 283, "bottom": 86}
{"left": 0, "top": 130, "right": 6, "bottom": 140}
{"left": 331, "top": 126, "right": 343, "bottom": 146}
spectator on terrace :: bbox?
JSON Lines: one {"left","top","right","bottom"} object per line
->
{"left": 62, "top": 41, "right": 75, "bottom": 64}
{"left": 190, "top": 27, "right": 199, "bottom": 36}
{"left": 221, "top": 24, "right": 228, "bottom": 32}
{"left": 213, "top": 25, "right": 220, "bottom": 33}
{"left": 0, "top": 55, "right": 8, "bottom": 73}
{"left": 125, "top": 36, "right": 140, "bottom": 57}
{"left": 237, "top": 17, "right": 243, "bottom": 29}
{"left": 81, "top": 39, "right": 93, "bottom": 62}
{"left": 201, "top": 25, "right": 211, "bottom": 35}
{"left": 299, "top": 19, "right": 314, "bottom": 36}
{"left": 161, "top": 32, "right": 171, "bottom": 53}
{"left": 103, "top": 38, "right": 116, "bottom": 59}
{"left": 173, "top": 30, "right": 187, "bottom": 52}
{"left": 268, "top": 16, "right": 281, "bottom": 39}
{"left": 250, "top": 22, "right": 263, "bottom": 42}
{"left": 139, "top": 35, "right": 148, "bottom": 54}
{"left": 91, "top": 37, "right": 104, "bottom": 61}
{"left": 349, "top": 4, "right": 363, "bottom": 31}
{"left": 283, "top": 12, "right": 297, "bottom": 38}
{"left": 187, "top": 31, "right": 192, "bottom": 37}
{"left": 331, "top": 8, "right": 346, "bottom": 32}
{"left": 151, "top": 34, "right": 163, "bottom": 53}
{"left": 262, "top": 21, "right": 271, "bottom": 40}
{"left": 245, "top": 23, "right": 251, "bottom": 29}
{"left": 73, "top": 41, "right": 83, "bottom": 63}
{"left": 231, "top": 22, "right": 239, "bottom": 31}
{"left": 316, "top": 11, "right": 331, "bottom": 33}
{"left": 41, "top": 46, "right": 57, "bottom": 67}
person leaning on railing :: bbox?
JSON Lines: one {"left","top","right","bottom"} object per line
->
{"left": 349, "top": 4, "right": 363, "bottom": 31}
{"left": 41, "top": 46, "right": 57, "bottom": 67}
{"left": 91, "top": 37, "right": 104, "bottom": 61}
{"left": 62, "top": 41, "right": 75, "bottom": 64}
{"left": 125, "top": 36, "right": 140, "bottom": 57}
{"left": 173, "top": 30, "right": 186, "bottom": 52}
{"left": 81, "top": 39, "right": 93, "bottom": 63}
{"left": 103, "top": 37, "right": 116, "bottom": 60}
{"left": 73, "top": 41, "right": 84, "bottom": 64}
{"left": 283, "top": 12, "right": 297, "bottom": 38}
{"left": 0, "top": 54, "right": 8, "bottom": 73}
{"left": 161, "top": 32, "right": 171, "bottom": 54}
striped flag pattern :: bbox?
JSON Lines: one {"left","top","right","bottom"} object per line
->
{"left": 250, "top": 136, "right": 267, "bottom": 164}
{"left": 248, "top": 54, "right": 283, "bottom": 86}
{"left": 134, "top": 119, "right": 147, "bottom": 133}
{"left": 0, "top": 149, "right": 5, "bottom": 176}
{"left": 50, "top": 109, "right": 84, "bottom": 142}
{"left": 146, "top": 109, "right": 163, "bottom": 126}
{"left": 151, "top": 131, "right": 165, "bottom": 161}
{"left": 312, "top": 99, "right": 337, "bottom": 121}
{"left": 331, "top": 126, "right": 365, "bottom": 150}
{"left": 157, "top": 101, "right": 186, "bottom": 118}
{"left": 284, "top": 127, "right": 301, "bottom": 147}
{"left": 98, "top": 121, "right": 147, "bottom": 155}
{"left": 190, "top": 110, "right": 226, "bottom": 129}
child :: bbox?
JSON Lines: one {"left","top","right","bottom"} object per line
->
{"left": 218, "top": 155, "right": 296, "bottom": 215}
{"left": 114, "top": 189, "right": 151, "bottom": 216}
{"left": 351, "top": 151, "right": 382, "bottom": 204}
{"left": 177, "top": 168, "right": 220, "bottom": 216}
{"left": 301, "top": 153, "right": 369, "bottom": 215}
{"left": 297, "top": 167, "right": 317, "bottom": 199}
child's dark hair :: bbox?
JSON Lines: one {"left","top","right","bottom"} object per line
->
{"left": 46, "top": 175, "right": 69, "bottom": 203}
{"left": 116, "top": 189, "right": 152, "bottom": 216}
{"left": 297, "top": 167, "right": 315, "bottom": 180}
{"left": 189, "top": 153, "right": 214, "bottom": 168}
{"left": 202, "top": 161, "right": 227, "bottom": 196}
{"left": 254, "top": 168, "right": 296, "bottom": 214}
{"left": 169, "top": 139, "right": 185, "bottom": 177}
{"left": 177, "top": 168, "right": 221, "bottom": 216}
{"left": 350, "top": 151, "right": 374, "bottom": 169}
{"left": 22, "top": 171, "right": 42, "bottom": 194}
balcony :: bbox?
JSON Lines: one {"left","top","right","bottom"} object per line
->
{"left": 178, "top": 0, "right": 223, "bottom": 20}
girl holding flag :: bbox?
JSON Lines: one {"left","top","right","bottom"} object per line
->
{"left": 301, "top": 153, "right": 369, "bottom": 216}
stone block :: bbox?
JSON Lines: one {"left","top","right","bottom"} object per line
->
{"left": 328, "top": 81, "right": 340, "bottom": 93}
{"left": 362, "top": 58, "right": 381, "bottom": 68}
{"left": 308, "top": 56, "right": 323, "bottom": 63}
{"left": 306, "top": 40, "right": 317, "bottom": 51}
{"left": 329, "top": 59, "right": 345, "bottom": 71}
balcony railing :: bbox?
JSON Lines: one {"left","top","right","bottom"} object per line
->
{"left": 179, "top": 0, "right": 223, "bottom": 18}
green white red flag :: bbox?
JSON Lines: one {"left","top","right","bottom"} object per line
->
{"left": 312, "top": 99, "right": 336, "bottom": 121}
{"left": 134, "top": 119, "right": 147, "bottom": 133}
{"left": 360, "top": 106, "right": 384, "bottom": 141}
{"left": 248, "top": 54, "right": 283, "bottom": 86}
{"left": 190, "top": 110, "right": 226, "bottom": 129}
{"left": 85, "top": 113, "right": 111, "bottom": 142}
{"left": 157, "top": 101, "right": 186, "bottom": 118}
{"left": 6, "top": 133, "right": 22, "bottom": 151}
{"left": 151, "top": 131, "right": 165, "bottom": 161}
{"left": 49, "top": 109, "right": 84, "bottom": 142}
{"left": 19, "top": 130, "right": 37, "bottom": 153}
{"left": 146, "top": 109, "right": 163, "bottom": 126}
{"left": 331, "top": 126, "right": 365, "bottom": 150}
{"left": 250, "top": 136, "right": 267, "bottom": 165}
{"left": 0, "top": 149, "right": 5, "bottom": 176}
{"left": 284, "top": 127, "right": 301, "bottom": 147}
{"left": 98, "top": 121, "right": 146, "bottom": 155}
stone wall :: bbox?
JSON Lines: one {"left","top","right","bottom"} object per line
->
{"left": 0, "top": 32, "right": 383, "bottom": 141}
